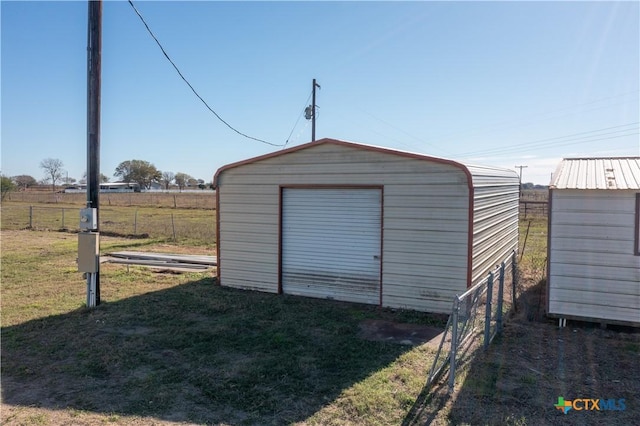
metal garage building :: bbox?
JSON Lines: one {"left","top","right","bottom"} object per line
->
{"left": 547, "top": 157, "right": 640, "bottom": 326}
{"left": 213, "top": 139, "right": 519, "bottom": 313}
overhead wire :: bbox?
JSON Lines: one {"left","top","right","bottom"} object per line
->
{"left": 127, "top": 0, "right": 283, "bottom": 147}
{"left": 456, "top": 122, "right": 639, "bottom": 158}
{"left": 283, "top": 90, "right": 313, "bottom": 150}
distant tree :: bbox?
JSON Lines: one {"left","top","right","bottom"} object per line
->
{"left": 12, "top": 175, "right": 37, "bottom": 190}
{"left": 81, "top": 172, "right": 110, "bottom": 184}
{"left": 114, "top": 160, "right": 161, "bottom": 190}
{"left": 174, "top": 172, "right": 193, "bottom": 192}
{"left": 1, "top": 175, "right": 16, "bottom": 200}
{"left": 40, "top": 158, "right": 65, "bottom": 192}
{"left": 161, "top": 171, "right": 175, "bottom": 190}
{"left": 63, "top": 176, "right": 77, "bottom": 186}
{"left": 187, "top": 178, "right": 199, "bottom": 188}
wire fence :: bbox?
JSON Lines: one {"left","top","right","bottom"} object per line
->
{"left": 3, "top": 191, "right": 216, "bottom": 209}
{"left": 426, "top": 250, "right": 518, "bottom": 393}
{"left": 1, "top": 205, "right": 215, "bottom": 245}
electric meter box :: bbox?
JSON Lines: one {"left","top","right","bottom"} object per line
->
{"left": 80, "top": 208, "right": 97, "bottom": 230}
{"left": 78, "top": 232, "right": 99, "bottom": 273}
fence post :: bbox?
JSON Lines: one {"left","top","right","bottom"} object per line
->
{"left": 449, "top": 298, "right": 460, "bottom": 393}
{"left": 134, "top": 209, "right": 138, "bottom": 234}
{"left": 171, "top": 213, "right": 177, "bottom": 241}
{"left": 29, "top": 205, "right": 33, "bottom": 228}
{"left": 484, "top": 271, "right": 494, "bottom": 350}
{"left": 61, "top": 208, "right": 65, "bottom": 229}
{"left": 497, "top": 262, "right": 505, "bottom": 334}
{"left": 512, "top": 250, "right": 518, "bottom": 312}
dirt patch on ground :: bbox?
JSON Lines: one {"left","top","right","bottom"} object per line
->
{"left": 358, "top": 319, "right": 444, "bottom": 347}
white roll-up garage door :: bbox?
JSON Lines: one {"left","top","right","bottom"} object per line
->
{"left": 281, "top": 187, "right": 382, "bottom": 305}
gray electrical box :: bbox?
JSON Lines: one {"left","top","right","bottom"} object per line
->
{"left": 78, "top": 232, "right": 99, "bottom": 273}
{"left": 79, "top": 208, "right": 97, "bottom": 230}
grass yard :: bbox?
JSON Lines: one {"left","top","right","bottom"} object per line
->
{"left": 1, "top": 215, "right": 638, "bottom": 425}
{"left": 1, "top": 230, "right": 441, "bottom": 425}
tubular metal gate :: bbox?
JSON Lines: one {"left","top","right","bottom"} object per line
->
{"left": 427, "top": 250, "right": 518, "bottom": 392}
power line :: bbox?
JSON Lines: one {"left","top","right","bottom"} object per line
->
{"left": 456, "top": 122, "right": 639, "bottom": 158}
{"left": 127, "top": 0, "right": 282, "bottom": 147}
{"left": 283, "top": 90, "right": 313, "bottom": 150}
{"left": 424, "top": 90, "right": 640, "bottom": 147}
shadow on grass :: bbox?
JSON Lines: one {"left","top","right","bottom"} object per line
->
{"left": 2, "top": 278, "right": 415, "bottom": 424}
{"left": 401, "top": 279, "right": 550, "bottom": 425}
{"left": 402, "top": 278, "right": 640, "bottom": 426}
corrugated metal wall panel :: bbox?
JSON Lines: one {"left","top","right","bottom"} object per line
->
{"left": 548, "top": 189, "right": 640, "bottom": 324}
{"left": 470, "top": 178, "right": 520, "bottom": 285}
{"left": 281, "top": 188, "right": 382, "bottom": 305}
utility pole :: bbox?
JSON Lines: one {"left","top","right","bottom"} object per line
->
{"left": 311, "top": 79, "right": 320, "bottom": 141}
{"left": 515, "top": 165, "right": 528, "bottom": 197}
{"left": 82, "top": 0, "right": 102, "bottom": 306}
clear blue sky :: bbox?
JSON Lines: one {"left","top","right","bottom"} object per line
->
{"left": 2, "top": 1, "right": 638, "bottom": 185}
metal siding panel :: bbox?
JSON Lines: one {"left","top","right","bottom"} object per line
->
{"left": 551, "top": 237, "right": 634, "bottom": 253}
{"left": 282, "top": 188, "right": 382, "bottom": 305}
{"left": 383, "top": 263, "right": 467, "bottom": 280}
{"left": 223, "top": 172, "right": 466, "bottom": 186}
{"left": 548, "top": 300, "right": 640, "bottom": 324}
{"left": 384, "top": 239, "right": 467, "bottom": 255}
{"left": 550, "top": 276, "right": 640, "bottom": 296}
{"left": 551, "top": 250, "right": 640, "bottom": 269}
{"left": 218, "top": 184, "right": 280, "bottom": 292}
{"left": 552, "top": 225, "right": 633, "bottom": 241}
{"left": 221, "top": 278, "right": 279, "bottom": 293}
{"left": 549, "top": 263, "right": 639, "bottom": 282}
{"left": 383, "top": 294, "right": 456, "bottom": 314}
{"left": 471, "top": 182, "right": 519, "bottom": 285}
{"left": 549, "top": 193, "right": 640, "bottom": 293}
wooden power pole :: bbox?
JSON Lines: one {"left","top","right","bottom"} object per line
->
{"left": 86, "top": 0, "right": 102, "bottom": 305}
{"left": 311, "top": 79, "right": 320, "bottom": 141}
{"left": 515, "top": 165, "right": 528, "bottom": 197}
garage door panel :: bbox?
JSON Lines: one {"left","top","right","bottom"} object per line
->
{"left": 282, "top": 188, "right": 382, "bottom": 305}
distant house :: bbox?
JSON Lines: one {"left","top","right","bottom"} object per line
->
{"left": 213, "top": 138, "right": 520, "bottom": 313}
{"left": 64, "top": 182, "right": 140, "bottom": 193}
{"left": 547, "top": 157, "right": 640, "bottom": 327}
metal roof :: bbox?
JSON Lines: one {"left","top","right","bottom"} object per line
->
{"left": 550, "top": 157, "right": 640, "bottom": 190}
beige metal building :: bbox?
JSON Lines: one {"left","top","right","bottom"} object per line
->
{"left": 548, "top": 157, "right": 640, "bottom": 326}
{"left": 213, "top": 139, "right": 519, "bottom": 313}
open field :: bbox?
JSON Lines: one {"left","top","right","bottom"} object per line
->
{"left": 3, "top": 190, "right": 216, "bottom": 210}
{"left": 2, "top": 215, "right": 639, "bottom": 425}
{"left": 1, "top": 203, "right": 215, "bottom": 246}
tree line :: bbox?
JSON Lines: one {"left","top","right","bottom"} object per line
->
{"left": 2, "top": 158, "right": 213, "bottom": 196}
